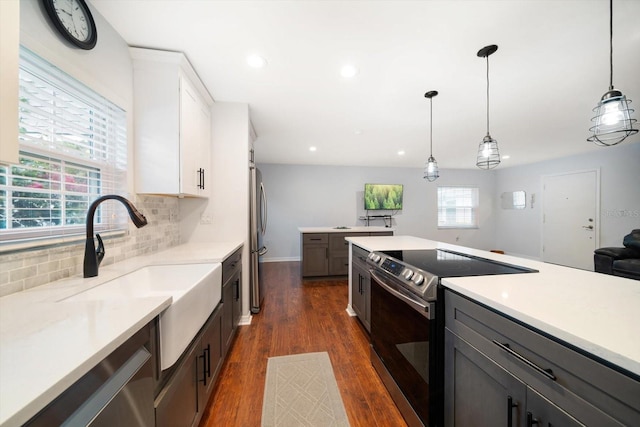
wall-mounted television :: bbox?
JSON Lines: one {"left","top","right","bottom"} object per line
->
{"left": 364, "top": 183, "right": 403, "bottom": 210}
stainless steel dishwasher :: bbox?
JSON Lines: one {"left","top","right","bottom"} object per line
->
{"left": 25, "top": 323, "right": 155, "bottom": 426}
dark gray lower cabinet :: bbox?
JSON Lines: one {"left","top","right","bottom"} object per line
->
{"left": 445, "top": 329, "right": 582, "bottom": 426}
{"left": 155, "top": 305, "right": 222, "bottom": 427}
{"left": 444, "top": 290, "right": 640, "bottom": 427}
{"left": 301, "top": 231, "right": 393, "bottom": 278}
{"left": 301, "top": 233, "right": 329, "bottom": 277}
{"left": 222, "top": 248, "right": 242, "bottom": 357}
{"left": 350, "top": 245, "right": 371, "bottom": 332}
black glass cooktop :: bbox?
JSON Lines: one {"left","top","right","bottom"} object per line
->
{"left": 381, "top": 249, "right": 538, "bottom": 278}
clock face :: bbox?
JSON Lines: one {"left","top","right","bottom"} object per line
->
{"left": 53, "top": 0, "right": 92, "bottom": 42}
{"left": 42, "top": 0, "right": 97, "bottom": 50}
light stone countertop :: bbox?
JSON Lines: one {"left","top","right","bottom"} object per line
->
{"left": 346, "top": 235, "right": 640, "bottom": 379}
{"left": 298, "top": 226, "right": 394, "bottom": 233}
{"left": 0, "top": 240, "right": 243, "bottom": 427}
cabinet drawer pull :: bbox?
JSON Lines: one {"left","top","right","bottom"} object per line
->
{"left": 507, "top": 395, "right": 518, "bottom": 427}
{"left": 526, "top": 412, "right": 539, "bottom": 426}
{"left": 310, "top": 238, "right": 321, "bottom": 241}
{"left": 493, "top": 340, "right": 557, "bottom": 381}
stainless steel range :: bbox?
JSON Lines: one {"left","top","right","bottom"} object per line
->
{"left": 366, "top": 248, "right": 537, "bottom": 427}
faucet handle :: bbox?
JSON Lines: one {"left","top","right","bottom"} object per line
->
{"left": 95, "top": 234, "right": 105, "bottom": 266}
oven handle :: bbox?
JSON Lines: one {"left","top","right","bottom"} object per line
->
{"left": 370, "top": 270, "right": 434, "bottom": 320}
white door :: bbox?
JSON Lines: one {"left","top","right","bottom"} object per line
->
{"left": 542, "top": 170, "right": 599, "bottom": 270}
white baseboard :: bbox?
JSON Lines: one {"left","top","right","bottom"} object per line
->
{"left": 239, "top": 314, "right": 252, "bottom": 325}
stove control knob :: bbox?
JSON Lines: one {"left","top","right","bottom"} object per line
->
{"left": 412, "top": 273, "right": 425, "bottom": 286}
{"left": 402, "top": 268, "right": 414, "bottom": 280}
{"left": 371, "top": 254, "right": 381, "bottom": 263}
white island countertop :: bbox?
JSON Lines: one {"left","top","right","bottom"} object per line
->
{"left": 298, "top": 226, "right": 393, "bottom": 233}
{"left": 0, "top": 240, "right": 242, "bottom": 427}
{"left": 346, "top": 235, "right": 640, "bottom": 379}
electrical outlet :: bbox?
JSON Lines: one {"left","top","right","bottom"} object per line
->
{"left": 200, "top": 212, "right": 212, "bottom": 224}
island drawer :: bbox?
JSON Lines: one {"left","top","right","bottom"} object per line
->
{"left": 222, "top": 247, "right": 242, "bottom": 283}
{"left": 303, "top": 233, "right": 328, "bottom": 245}
{"left": 445, "top": 289, "right": 640, "bottom": 426}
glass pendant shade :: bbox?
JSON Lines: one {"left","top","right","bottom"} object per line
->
{"left": 587, "top": 90, "right": 637, "bottom": 146}
{"left": 588, "top": 0, "right": 638, "bottom": 146}
{"left": 424, "top": 155, "right": 439, "bottom": 181}
{"left": 476, "top": 135, "right": 500, "bottom": 169}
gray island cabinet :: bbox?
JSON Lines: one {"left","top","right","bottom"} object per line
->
{"left": 299, "top": 227, "right": 392, "bottom": 278}
{"left": 444, "top": 290, "right": 640, "bottom": 426}
{"left": 351, "top": 244, "right": 372, "bottom": 332}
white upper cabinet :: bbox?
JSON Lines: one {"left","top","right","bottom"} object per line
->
{"left": 131, "top": 48, "right": 213, "bottom": 197}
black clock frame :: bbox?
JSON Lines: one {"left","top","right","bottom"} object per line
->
{"left": 41, "top": 0, "right": 97, "bottom": 50}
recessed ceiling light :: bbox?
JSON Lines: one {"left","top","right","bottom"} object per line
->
{"left": 309, "top": 146, "right": 317, "bottom": 152}
{"left": 340, "top": 64, "right": 359, "bottom": 78}
{"left": 354, "top": 129, "right": 363, "bottom": 135}
{"left": 502, "top": 155, "right": 511, "bottom": 159}
{"left": 398, "top": 150, "right": 405, "bottom": 156}
{"left": 247, "top": 54, "right": 267, "bottom": 68}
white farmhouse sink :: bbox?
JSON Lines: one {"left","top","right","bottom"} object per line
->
{"left": 62, "top": 263, "right": 222, "bottom": 370}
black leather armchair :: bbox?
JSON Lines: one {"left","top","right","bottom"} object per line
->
{"left": 594, "top": 229, "right": 640, "bottom": 280}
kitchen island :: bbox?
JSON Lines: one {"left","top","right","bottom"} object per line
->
{"left": 0, "top": 241, "right": 242, "bottom": 427}
{"left": 347, "top": 235, "right": 640, "bottom": 426}
{"left": 299, "top": 226, "right": 393, "bottom": 277}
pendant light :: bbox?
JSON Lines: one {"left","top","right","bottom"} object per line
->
{"left": 424, "top": 90, "right": 440, "bottom": 182}
{"left": 587, "top": 0, "right": 637, "bottom": 146}
{"left": 476, "top": 44, "right": 501, "bottom": 170}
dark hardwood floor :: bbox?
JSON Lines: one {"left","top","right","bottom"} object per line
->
{"left": 200, "top": 261, "right": 407, "bottom": 427}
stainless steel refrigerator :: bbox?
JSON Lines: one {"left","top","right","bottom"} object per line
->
{"left": 250, "top": 166, "right": 267, "bottom": 313}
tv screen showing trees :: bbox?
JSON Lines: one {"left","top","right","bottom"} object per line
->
{"left": 364, "top": 184, "right": 403, "bottom": 210}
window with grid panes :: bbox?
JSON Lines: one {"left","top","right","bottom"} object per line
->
{"left": 0, "top": 47, "right": 127, "bottom": 243}
{"left": 437, "top": 187, "right": 479, "bottom": 228}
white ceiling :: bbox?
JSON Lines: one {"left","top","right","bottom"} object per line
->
{"left": 90, "top": 0, "right": 640, "bottom": 169}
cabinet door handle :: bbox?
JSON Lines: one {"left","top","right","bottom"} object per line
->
{"left": 197, "top": 168, "right": 205, "bottom": 189}
{"left": 234, "top": 278, "right": 240, "bottom": 300}
{"left": 205, "top": 344, "right": 211, "bottom": 378}
{"left": 493, "top": 340, "right": 557, "bottom": 381}
{"left": 526, "top": 412, "right": 539, "bottom": 426}
{"left": 198, "top": 351, "right": 207, "bottom": 386}
{"left": 507, "top": 395, "right": 518, "bottom": 427}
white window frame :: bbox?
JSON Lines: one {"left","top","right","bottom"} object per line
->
{"left": 0, "top": 47, "right": 127, "bottom": 245}
{"left": 437, "top": 186, "right": 479, "bottom": 229}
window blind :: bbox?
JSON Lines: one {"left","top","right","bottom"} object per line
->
{"left": 0, "top": 47, "right": 128, "bottom": 243}
{"left": 437, "top": 187, "right": 479, "bottom": 228}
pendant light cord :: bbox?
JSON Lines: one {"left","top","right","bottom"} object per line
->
{"left": 429, "top": 97, "right": 433, "bottom": 156}
{"left": 609, "top": 0, "right": 614, "bottom": 90}
{"left": 486, "top": 55, "right": 490, "bottom": 135}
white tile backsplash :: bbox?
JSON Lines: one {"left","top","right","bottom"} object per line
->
{"left": 0, "top": 195, "right": 181, "bottom": 297}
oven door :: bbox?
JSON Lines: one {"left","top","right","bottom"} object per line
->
{"left": 370, "top": 270, "right": 438, "bottom": 427}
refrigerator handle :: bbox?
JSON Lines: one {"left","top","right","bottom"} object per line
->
{"left": 260, "top": 182, "right": 267, "bottom": 234}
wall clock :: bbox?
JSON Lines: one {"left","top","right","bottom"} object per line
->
{"left": 42, "top": 0, "right": 97, "bottom": 50}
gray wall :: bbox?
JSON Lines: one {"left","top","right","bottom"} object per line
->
{"left": 493, "top": 142, "right": 640, "bottom": 259}
{"left": 258, "top": 164, "right": 497, "bottom": 261}
{"left": 259, "top": 142, "right": 639, "bottom": 262}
